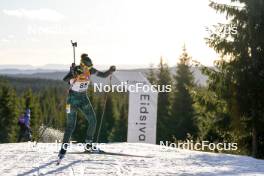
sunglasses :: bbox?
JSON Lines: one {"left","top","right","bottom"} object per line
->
{"left": 80, "top": 63, "right": 93, "bottom": 70}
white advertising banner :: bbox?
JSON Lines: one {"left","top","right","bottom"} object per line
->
{"left": 127, "top": 91, "right": 158, "bottom": 144}
{"left": 114, "top": 72, "right": 158, "bottom": 144}
{"left": 92, "top": 71, "right": 158, "bottom": 144}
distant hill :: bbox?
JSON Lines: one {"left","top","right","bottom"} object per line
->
{"left": 0, "top": 64, "right": 148, "bottom": 73}
{"left": 0, "top": 69, "right": 65, "bottom": 75}
{"left": 0, "top": 75, "right": 68, "bottom": 94}
{"left": 0, "top": 67, "right": 208, "bottom": 86}
{"left": 0, "top": 64, "right": 69, "bottom": 73}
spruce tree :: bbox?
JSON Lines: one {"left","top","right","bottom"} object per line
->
{"left": 206, "top": 0, "right": 264, "bottom": 158}
{"left": 0, "top": 85, "right": 19, "bottom": 142}
{"left": 172, "top": 46, "right": 198, "bottom": 140}
{"left": 156, "top": 57, "right": 173, "bottom": 143}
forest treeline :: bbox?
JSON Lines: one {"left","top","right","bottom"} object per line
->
{"left": 0, "top": 76, "right": 128, "bottom": 144}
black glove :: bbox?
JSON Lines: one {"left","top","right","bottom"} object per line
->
{"left": 73, "top": 66, "right": 83, "bottom": 75}
{"left": 109, "top": 66, "right": 116, "bottom": 73}
{"left": 70, "top": 63, "right": 75, "bottom": 75}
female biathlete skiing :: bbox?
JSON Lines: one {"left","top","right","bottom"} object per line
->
{"left": 58, "top": 53, "right": 116, "bottom": 161}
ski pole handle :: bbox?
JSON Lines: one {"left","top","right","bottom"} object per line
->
{"left": 70, "top": 63, "right": 76, "bottom": 76}
{"left": 71, "top": 63, "right": 76, "bottom": 68}
{"left": 71, "top": 40, "right": 77, "bottom": 64}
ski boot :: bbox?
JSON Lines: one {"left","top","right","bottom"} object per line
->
{"left": 57, "top": 145, "right": 67, "bottom": 165}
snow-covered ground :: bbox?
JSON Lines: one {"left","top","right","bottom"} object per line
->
{"left": 0, "top": 142, "right": 263, "bottom": 176}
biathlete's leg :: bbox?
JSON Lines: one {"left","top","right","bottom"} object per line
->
{"left": 59, "top": 102, "right": 77, "bottom": 157}
{"left": 79, "top": 96, "right": 97, "bottom": 147}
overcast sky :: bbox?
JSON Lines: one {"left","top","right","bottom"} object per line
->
{"left": 0, "top": 0, "right": 230, "bottom": 68}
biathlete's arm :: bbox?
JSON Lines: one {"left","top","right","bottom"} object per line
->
{"left": 63, "top": 65, "right": 115, "bottom": 81}
{"left": 90, "top": 66, "right": 116, "bottom": 78}
{"left": 63, "top": 66, "right": 82, "bottom": 83}
{"left": 63, "top": 71, "right": 74, "bottom": 82}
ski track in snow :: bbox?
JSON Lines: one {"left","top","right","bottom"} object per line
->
{"left": 0, "top": 143, "right": 264, "bottom": 176}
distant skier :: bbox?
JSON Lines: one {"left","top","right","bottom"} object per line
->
{"left": 17, "top": 108, "right": 32, "bottom": 142}
{"left": 58, "top": 53, "right": 116, "bottom": 159}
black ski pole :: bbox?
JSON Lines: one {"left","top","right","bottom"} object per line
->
{"left": 96, "top": 75, "right": 112, "bottom": 143}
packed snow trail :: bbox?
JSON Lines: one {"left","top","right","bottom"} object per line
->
{"left": 0, "top": 143, "right": 263, "bottom": 176}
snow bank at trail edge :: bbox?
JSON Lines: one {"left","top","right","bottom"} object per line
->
{"left": 0, "top": 142, "right": 264, "bottom": 176}
{"left": 38, "top": 126, "right": 64, "bottom": 142}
